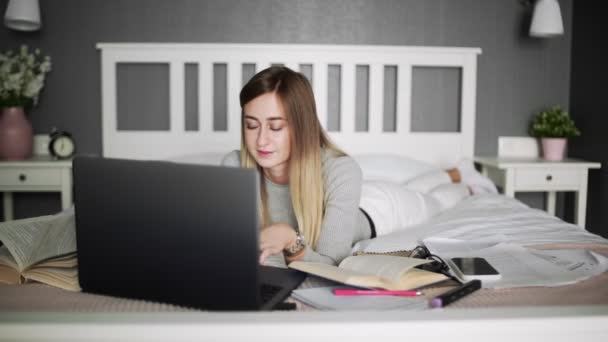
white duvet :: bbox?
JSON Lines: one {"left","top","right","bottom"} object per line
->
{"left": 353, "top": 194, "right": 608, "bottom": 254}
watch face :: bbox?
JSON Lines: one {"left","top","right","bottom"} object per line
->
{"left": 52, "top": 135, "right": 75, "bottom": 158}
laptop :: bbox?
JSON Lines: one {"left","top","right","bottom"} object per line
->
{"left": 72, "top": 155, "right": 306, "bottom": 311}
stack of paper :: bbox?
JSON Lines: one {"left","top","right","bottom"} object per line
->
{"left": 422, "top": 236, "right": 608, "bottom": 288}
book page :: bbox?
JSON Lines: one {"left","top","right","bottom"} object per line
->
{"left": 0, "top": 264, "right": 20, "bottom": 284}
{"left": 23, "top": 266, "right": 81, "bottom": 291}
{"left": 394, "top": 268, "right": 449, "bottom": 290}
{"left": 0, "top": 246, "right": 18, "bottom": 269}
{"left": 0, "top": 245, "right": 21, "bottom": 284}
{"left": 338, "top": 255, "right": 431, "bottom": 283}
{"left": 0, "top": 214, "right": 55, "bottom": 269}
{"left": 35, "top": 252, "right": 77, "bottom": 268}
{"left": 290, "top": 255, "right": 439, "bottom": 290}
{"left": 0, "top": 209, "right": 76, "bottom": 270}
{"left": 289, "top": 261, "right": 388, "bottom": 289}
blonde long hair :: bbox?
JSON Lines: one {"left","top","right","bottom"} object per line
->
{"left": 239, "top": 67, "right": 344, "bottom": 248}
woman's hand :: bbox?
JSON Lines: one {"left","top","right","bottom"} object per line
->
{"left": 259, "top": 223, "right": 297, "bottom": 264}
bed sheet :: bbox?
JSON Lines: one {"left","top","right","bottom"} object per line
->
{"left": 354, "top": 193, "right": 608, "bottom": 254}
{"left": 2, "top": 194, "right": 607, "bottom": 312}
{"left": 2, "top": 242, "right": 608, "bottom": 312}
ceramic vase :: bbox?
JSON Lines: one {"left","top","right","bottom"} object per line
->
{"left": 541, "top": 137, "right": 567, "bottom": 161}
{"left": 0, "top": 107, "right": 33, "bottom": 160}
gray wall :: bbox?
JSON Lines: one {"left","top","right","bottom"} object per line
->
{"left": 569, "top": 2, "right": 608, "bottom": 238}
{"left": 1, "top": 0, "right": 574, "bottom": 220}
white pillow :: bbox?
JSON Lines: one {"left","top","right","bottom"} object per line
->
{"left": 360, "top": 180, "right": 441, "bottom": 236}
{"left": 353, "top": 154, "right": 438, "bottom": 184}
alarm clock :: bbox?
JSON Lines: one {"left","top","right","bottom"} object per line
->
{"left": 49, "top": 131, "right": 76, "bottom": 159}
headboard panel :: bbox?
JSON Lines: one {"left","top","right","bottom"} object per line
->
{"left": 97, "top": 43, "right": 481, "bottom": 167}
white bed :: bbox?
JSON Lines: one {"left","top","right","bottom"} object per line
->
{"left": 2, "top": 43, "right": 608, "bottom": 341}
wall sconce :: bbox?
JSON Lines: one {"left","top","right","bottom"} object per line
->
{"left": 4, "top": 0, "right": 41, "bottom": 31}
{"left": 529, "top": 0, "right": 564, "bottom": 37}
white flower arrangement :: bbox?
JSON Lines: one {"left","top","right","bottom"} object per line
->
{"left": 0, "top": 45, "right": 52, "bottom": 108}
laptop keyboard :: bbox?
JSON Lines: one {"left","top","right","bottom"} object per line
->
{"left": 260, "top": 283, "right": 282, "bottom": 303}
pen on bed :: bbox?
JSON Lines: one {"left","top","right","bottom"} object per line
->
{"left": 429, "top": 279, "right": 481, "bottom": 308}
{"left": 332, "top": 289, "right": 423, "bottom": 297}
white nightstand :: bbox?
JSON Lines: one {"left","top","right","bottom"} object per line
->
{"left": 0, "top": 156, "right": 73, "bottom": 221}
{"left": 474, "top": 156, "right": 601, "bottom": 228}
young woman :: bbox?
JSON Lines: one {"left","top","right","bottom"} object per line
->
{"left": 223, "top": 66, "right": 484, "bottom": 267}
{"left": 222, "top": 66, "right": 374, "bottom": 267}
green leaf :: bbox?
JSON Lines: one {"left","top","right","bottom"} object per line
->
{"left": 529, "top": 106, "right": 581, "bottom": 138}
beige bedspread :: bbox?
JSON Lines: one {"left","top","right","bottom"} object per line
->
{"left": 1, "top": 243, "right": 607, "bottom": 312}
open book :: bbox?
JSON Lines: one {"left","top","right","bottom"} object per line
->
{"left": 0, "top": 209, "right": 80, "bottom": 291}
{"left": 289, "top": 254, "right": 449, "bottom": 291}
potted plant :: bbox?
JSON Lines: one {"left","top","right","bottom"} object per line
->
{"left": 529, "top": 106, "right": 580, "bottom": 161}
{"left": 0, "top": 45, "right": 52, "bottom": 160}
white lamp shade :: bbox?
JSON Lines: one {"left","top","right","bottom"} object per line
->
{"left": 530, "top": 0, "right": 564, "bottom": 37}
{"left": 4, "top": 0, "right": 41, "bottom": 31}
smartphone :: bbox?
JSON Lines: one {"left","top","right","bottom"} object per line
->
{"left": 449, "top": 257, "right": 501, "bottom": 282}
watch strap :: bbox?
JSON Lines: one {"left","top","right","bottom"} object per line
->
{"left": 284, "top": 231, "right": 305, "bottom": 257}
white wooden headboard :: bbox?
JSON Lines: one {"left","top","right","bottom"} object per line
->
{"left": 97, "top": 43, "right": 481, "bottom": 167}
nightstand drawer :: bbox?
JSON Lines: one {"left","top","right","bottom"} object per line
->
{"left": 0, "top": 168, "right": 62, "bottom": 187}
{"left": 514, "top": 168, "right": 580, "bottom": 189}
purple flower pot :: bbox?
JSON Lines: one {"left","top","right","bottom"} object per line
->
{"left": 541, "top": 137, "right": 567, "bottom": 161}
{"left": 0, "top": 107, "right": 33, "bottom": 160}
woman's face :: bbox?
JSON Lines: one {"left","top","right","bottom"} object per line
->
{"left": 243, "top": 92, "right": 291, "bottom": 176}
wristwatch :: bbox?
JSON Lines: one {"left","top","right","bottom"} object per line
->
{"left": 284, "top": 231, "right": 306, "bottom": 257}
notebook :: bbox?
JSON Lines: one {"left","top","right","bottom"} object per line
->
{"left": 292, "top": 286, "right": 427, "bottom": 311}
{"left": 72, "top": 155, "right": 306, "bottom": 311}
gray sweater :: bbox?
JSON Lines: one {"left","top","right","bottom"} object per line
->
{"left": 222, "top": 150, "right": 371, "bottom": 267}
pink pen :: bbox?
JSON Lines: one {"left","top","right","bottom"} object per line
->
{"left": 332, "top": 288, "right": 423, "bottom": 297}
